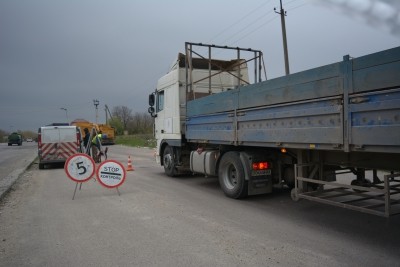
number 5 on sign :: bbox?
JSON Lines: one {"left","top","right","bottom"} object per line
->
{"left": 65, "top": 153, "right": 95, "bottom": 183}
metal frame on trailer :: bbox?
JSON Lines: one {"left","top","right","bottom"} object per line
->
{"left": 184, "top": 42, "right": 266, "bottom": 98}
{"left": 293, "top": 163, "right": 400, "bottom": 217}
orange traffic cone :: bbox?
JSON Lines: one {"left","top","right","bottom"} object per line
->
{"left": 126, "top": 156, "right": 134, "bottom": 171}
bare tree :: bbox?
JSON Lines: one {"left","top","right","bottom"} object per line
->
{"left": 0, "top": 129, "right": 7, "bottom": 143}
{"left": 127, "top": 112, "right": 154, "bottom": 134}
{"left": 141, "top": 112, "right": 154, "bottom": 133}
{"left": 112, "top": 106, "right": 132, "bottom": 130}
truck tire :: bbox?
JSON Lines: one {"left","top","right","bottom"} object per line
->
{"left": 39, "top": 163, "right": 44, "bottom": 170}
{"left": 163, "top": 145, "right": 177, "bottom": 177}
{"left": 218, "top": 152, "right": 247, "bottom": 199}
{"left": 290, "top": 188, "right": 300, "bottom": 201}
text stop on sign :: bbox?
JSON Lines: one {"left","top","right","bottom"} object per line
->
{"left": 96, "top": 160, "right": 126, "bottom": 188}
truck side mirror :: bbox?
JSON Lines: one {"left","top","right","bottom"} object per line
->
{"left": 148, "top": 106, "right": 157, "bottom": 118}
{"left": 149, "top": 93, "right": 155, "bottom": 107}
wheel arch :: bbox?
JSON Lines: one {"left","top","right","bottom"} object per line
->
{"left": 159, "top": 139, "right": 181, "bottom": 166}
{"left": 216, "top": 150, "right": 251, "bottom": 181}
{"left": 218, "top": 151, "right": 248, "bottom": 198}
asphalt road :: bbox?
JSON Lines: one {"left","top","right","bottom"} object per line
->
{"left": 0, "top": 144, "right": 399, "bottom": 266}
{"left": 0, "top": 142, "right": 37, "bottom": 199}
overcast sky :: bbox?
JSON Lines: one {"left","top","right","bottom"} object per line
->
{"left": 1, "top": 0, "right": 399, "bottom": 132}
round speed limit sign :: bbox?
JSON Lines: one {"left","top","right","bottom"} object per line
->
{"left": 65, "top": 153, "right": 95, "bottom": 183}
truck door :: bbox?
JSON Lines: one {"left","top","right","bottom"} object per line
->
{"left": 41, "top": 127, "right": 78, "bottom": 161}
{"left": 40, "top": 127, "right": 60, "bottom": 161}
{"left": 154, "top": 90, "right": 165, "bottom": 143}
{"left": 58, "top": 127, "right": 80, "bottom": 158}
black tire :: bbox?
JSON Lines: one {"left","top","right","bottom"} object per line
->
{"left": 218, "top": 152, "right": 248, "bottom": 199}
{"left": 351, "top": 179, "right": 372, "bottom": 193}
{"left": 284, "top": 166, "right": 295, "bottom": 189}
{"left": 290, "top": 188, "right": 300, "bottom": 201}
{"left": 39, "top": 163, "right": 44, "bottom": 170}
{"left": 163, "top": 145, "right": 177, "bottom": 177}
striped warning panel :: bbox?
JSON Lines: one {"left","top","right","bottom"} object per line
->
{"left": 41, "top": 142, "right": 79, "bottom": 161}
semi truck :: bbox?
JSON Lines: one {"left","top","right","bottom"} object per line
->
{"left": 148, "top": 42, "right": 400, "bottom": 217}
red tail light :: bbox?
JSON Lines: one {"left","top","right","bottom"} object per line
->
{"left": 37, "top": 133, "right": 42, "bottom": 146}
{"left": 252, "top": 162, "right": 269, "bottom": 170}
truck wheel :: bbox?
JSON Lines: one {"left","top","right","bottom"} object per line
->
{"left": 163, "top": 146, "right": 177, "bottom": 177}
{"left": 283, "top": 166, "right": 295, "bottom": 189}
{"left": 291, "top": 188, "right": 300, "bottom": 201}
{"left": 218, "top": 152, "right": 247, "bottom": 199}
{"left": 351, "top": 179, "right": 372, "bottom": 193}
{"left": 39, "top": 163, "right": 44, "bottom": 169}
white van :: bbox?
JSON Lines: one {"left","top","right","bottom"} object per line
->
{"left": 38, "top": 125, "right": 83, "bottom": 169}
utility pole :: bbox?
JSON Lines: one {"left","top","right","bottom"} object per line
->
{"left": 275, "top": 0, "right": 290, "bottom": 75}
{"left": 93, "top": 99, "right": 99, "bottom": 124}
{"left": 105, "top": 105, "right": 108, "bottom": 124}
{"left": 105, "top": 104, "right": 113, "bottom": 125}
{"left": 60, "top": 108, "right": 68, "bottom": 122}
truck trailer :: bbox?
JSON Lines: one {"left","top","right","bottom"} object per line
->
{"left": 148, "top": 42, "right": 400, "bottom": 217}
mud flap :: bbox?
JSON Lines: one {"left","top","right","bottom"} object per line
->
{"left": 239, "top": 151, "right": 273, "bottom": 196}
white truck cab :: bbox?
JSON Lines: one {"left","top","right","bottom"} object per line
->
{"left": 149, "top": 52, "right": 249, "bottom": 166}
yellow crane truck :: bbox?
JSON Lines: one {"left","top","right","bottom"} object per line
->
{"left": 71, "top": 120, "right": 115, "bottom": 145}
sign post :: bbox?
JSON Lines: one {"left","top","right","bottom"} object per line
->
{"left": 65, "top": 153, "right": 96, "bottom": 199}
{"left": 96, "top": 160, "right": 126, "bottom": 195}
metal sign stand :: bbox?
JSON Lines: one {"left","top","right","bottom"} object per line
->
{"left": 65, "top": 154, "right": 96, "bottom": 200}
{"left": 72, "top": 182, "right": 81, "bottom": 200}
{"left": 65, "top": 155, "right": 126, "bottom": 199}
{"left": 96, "top": 160, "right": 127, "bottom": 196}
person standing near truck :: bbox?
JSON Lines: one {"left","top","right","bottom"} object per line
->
{"left": 91, "top": 130, "right": 102, "bottom": 163}
{"left": 83, "top": 128, "right": 91, "bottom": 155}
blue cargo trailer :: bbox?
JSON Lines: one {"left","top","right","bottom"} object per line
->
{"left": 149, "top": 43, "right": 400, "bottom": 217}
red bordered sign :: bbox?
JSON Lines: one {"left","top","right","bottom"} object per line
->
{"left": 65, "top": 153, "right": 95, "bottom": 183}
{"left": 96, "top": 160, "right": 126, "bottom": 188}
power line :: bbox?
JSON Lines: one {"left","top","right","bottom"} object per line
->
{"left": 208, "top": 0, "right": 272, "bottom": 43}
{"left": 219, "top": 9, "right": 276, "bottom": 45}
{"left": 285, "top": 0, "right": 305, "bottom": 6}
{"left": 286, "top": 2, "right": 308, "bottom": 11}
{"left": 230, "top": 16, "right": 279, "bottom": 45}
{"left": 210, "top": 0, "right": 309, "bottom": 49}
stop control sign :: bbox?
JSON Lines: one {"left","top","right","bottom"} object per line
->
{"left": 96, "top": 160, "right": 126, "bottom": 188}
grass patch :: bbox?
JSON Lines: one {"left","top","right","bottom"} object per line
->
{"left": 115, "top": 134, "right": 156, "bottom": 148}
